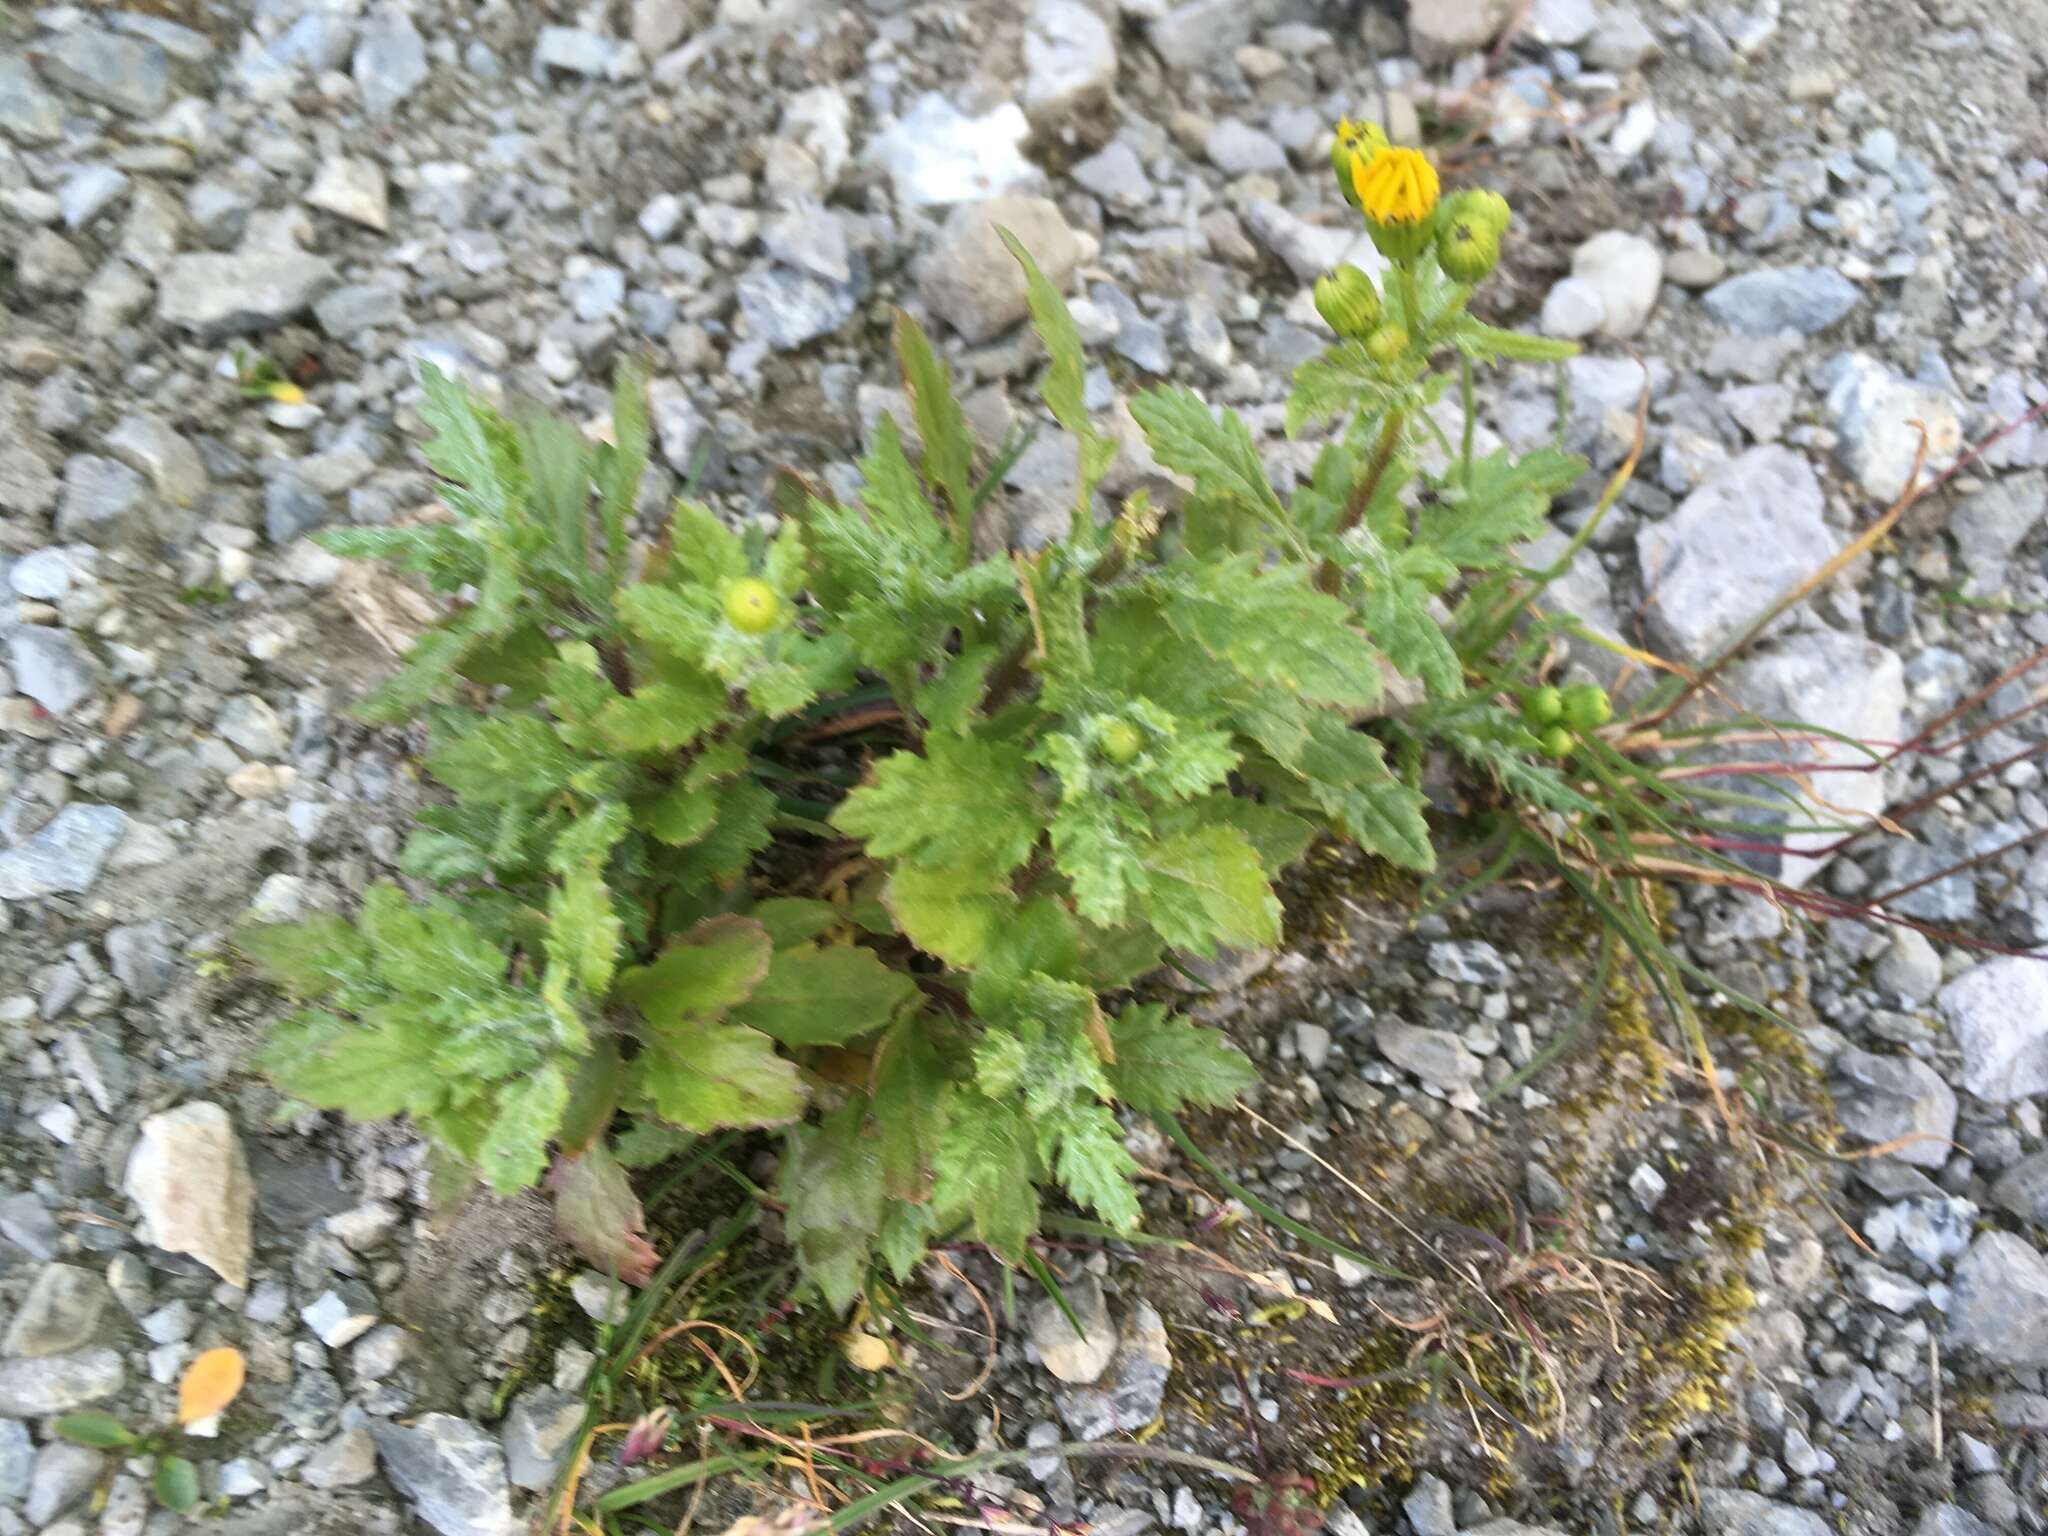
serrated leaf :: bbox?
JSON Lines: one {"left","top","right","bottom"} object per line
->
{"left": 872, "top": 1019, "right": 949, "bottom": 1202}
{"left": 1106, "top": 1004, "right": 1257, "bottom": 1117}
{"left": 782, "top": 1101, "right": 885, "bottom": 1313}
{"left": 632, "top": 1019, "right": 804, "bottom": 1132}
{"left": 876, "top": 1198, "right": 938, "bottom": 1282}
{"left": 548, "top": 801, "right": 631, "bottom": 876}
{"left": 237, "top": 915, "right": 373, "bottom": 999}
{"left": 1130, "top": 386, "right": 1286, "bottom": 528}
{"left": 619, "top": 915, "right": 773, "bottom": 1024}
{"left": 729, "top": 945, "right": 920, "bottom": 1047}
{"left": 55, "top": 1411, "right": 138, "bottom": 1449}
{"left": 549, "top": 862, "right": 622, "bottom": 997}
{"left": 260, "top": 1010, "right": 446, "bottom": 1121}
{"left": 1154, "top": 555, "right": 1385, "bottom": 711}
{"left": 670, "top": 780, "right": 778, "bottom": 886}
{"left": 917, "top": 642, "right": 999, "bottom": 736}
{"left": 860, "top": 412, "right": 946, "bottom": 550}
{"left": 1050, "top": 797, "right": 1151, "bottom": 931}
{"left": 883, "top": 863, "right": 1015, "bottom": 967}
{"left": 635, "top": 777, "right": 720, "bottom": 847}
{"left": 357, "top": 884, "right": 507, "bottom": 998}
{"left": 551, "top": 1141, "right": 660, "bottom": 1285}
{"left": 1052, "top": 1104, "right": 1142, "bottom": 1230}
{"left": 832, "top": 734, "right": 1043, "bottom": 881}
{"left": 1427, "top": 446, "right": 1587, "bottom": 570}
{"left": 155, "top": 1455, "right": 201, "bottom": 1513}
{"left": 398, "top": 826, "right": 496, "bottom": 884}
{"left": 933, "top": 1095, "right": 1038, "bottom": 1258}
{"left": 895, "top": 308, "right": 975, "bottom": 531}
{"left": 1291, "top": 716, "right": 1435, "bottom": 872}
{"left": 997, "top": 228, "right": 1116, "bottom": 520}
{"left": 595, "top": 676, "right": 728, "bottom": 753}
{"left": 477, "top": 1062, "right": 568, "bottom": 1193}
{"left": 416, "top": 363, "right": 515, "bottom": 524}
{"left": 598, "top": 358, "right": 651, "bottom": 583}
{"left": 1286, "top": 341, "right": 1400, "bottom": 436}
{"left": 751, "top": 898, "right": 844, "bottom": 947}
{"left": 519, "top": 408, "right": 591, "bottom": 582}
{"left": 427, "top": 714, "right": 576, "bottom": 806}
{"left": 612, "top": 1120, "right": 694, "bottom": 1168}
{"left": 1137, "top": 824, "right": 1281, "bottom": 955}
{"left": 1342, "top": 526, "right": 1463, "bottom": 698}
{"left": 618, "top": 582, "right": 717, "bottom": 668}
{"left": 177, "top": 1347, "right": 246, "bottom": 1426}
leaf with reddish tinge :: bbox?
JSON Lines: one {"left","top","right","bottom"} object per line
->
{"left": 550, "top": 1143, "right": 660, "bottom": 1287}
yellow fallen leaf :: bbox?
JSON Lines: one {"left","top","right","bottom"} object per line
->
{"left": 178, "top": 1347, "right": 246, "bottom": 1426}
{"left": 840, "top": 1330, "right": 892, "bottom": 1373}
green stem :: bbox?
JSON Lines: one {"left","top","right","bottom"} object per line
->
{"left": 1459, "top": 353, "right": 1477, "bottom": 488}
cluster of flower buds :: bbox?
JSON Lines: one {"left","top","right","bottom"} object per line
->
{"left": 1317, "top": 117, "right": 1516, "bottom": 353}
{"left": 1524, "top": 682, "right": 1613, "bottom": 756}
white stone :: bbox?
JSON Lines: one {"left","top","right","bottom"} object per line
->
{"left": 866, "top": 93, "right": 1037, "bottom": 208}
{"left": 122, "top": 1102, "right": 254, "bottom": 1288}
{"left": 305, "top": 156, "right": 389, "bottom": 232}
{"left": 1938, "top": 958, "right": 2048, "bottom": 1104}
{"left": 1571, "top": 230, "right": 1663, "bottom": 337}
{"left": 1023, "top": 0, "right": 1117, "bottom": 125}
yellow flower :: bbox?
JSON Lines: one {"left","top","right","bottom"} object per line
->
{"left": 1330, "top": 116, "right": 1388, "bottom": 209}
{"left": 1351, "top": 146, "right": 1439, "bottom": 226}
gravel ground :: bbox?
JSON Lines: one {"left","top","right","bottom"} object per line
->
{"left": 3, "top": 0, "right": 2048, "bottom": 1532}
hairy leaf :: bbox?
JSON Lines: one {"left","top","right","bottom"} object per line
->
{"left": 1052, "top": 1103, "right": 1142, "bottom": 1230}
{"left": 1135, "top": 824, "right": 1281, "bottom": 954}
{"left": 933, "top": 1094, "right": 1038, "bottom": 1258}
{"left": 1154, "top": 556, "right": 1385, "bottom": 712}
{"left": 478, "top": 1062, "right": 569, "bottom": 1193}
{"left": 595, "top": 676, "right": 728, "bottom": 753}
{"left": 261, "top": 1010, "right": 446, "bottom": 1121}
{"left": 832, "top": 734, "right": 1043, "bottom": 881}
{"left": 549, "top": 861, "right": 622, "bottom": 997}
{"left": 1106, "top": 1004, "right": 1257, "bottom": 1117}
{"left": 1130, "top": 387, "right": 1286, "bottom": 528}
{"left": 238, "top": 915, "right": 373, "bottom": 999}
{"left": 998, "top": 229, "right": 1116, "bottom": 520}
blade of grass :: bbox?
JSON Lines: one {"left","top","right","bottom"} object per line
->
{"left": 1152, "top": 1112, "right": 1419, "bottom": 1281}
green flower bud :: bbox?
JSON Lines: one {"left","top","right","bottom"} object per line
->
{"left": 723, "top": 577, "right": 783, "bottom": 634}
{"left": 1365, "top": 323, "right": 1410, "bottom": 365}
{"left": 1523, "top": 686, "right": 1564, "bottom": 726}
{"left": 1456, "top": 187, "right": 1512, "bottom": 238}
{"left": 1437, "top": 211, "right": 1502, "bottom": 285}
{"left": 1099, "top": 720, "right": 1143, "bottom": 765}
{"left": 1539, "top": 724, "right": 1575, "bottom": 758}
{"left": 1562, "top": 683, "right": 1612, "bottom": 730}
{"left": 1313, "top": 264, "right": 1382, "bottom": 340}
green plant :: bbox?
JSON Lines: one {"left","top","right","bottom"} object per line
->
{"left": 53, "top": 1348, "right": 246, "bottom": 1515}
{"left": 240, "top": 128, "right": 1613, "bottom": 1311}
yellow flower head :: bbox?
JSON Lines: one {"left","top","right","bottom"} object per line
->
{"left": 1352, "top": 146, "right": 1439, "bottom": 226}
{"left": 1330, "top": 116, "right": 1388, "bottom": 210}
